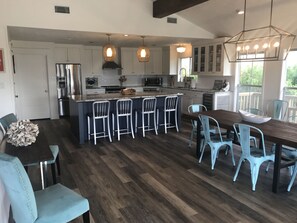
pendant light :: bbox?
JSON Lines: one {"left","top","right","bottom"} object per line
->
{"left": 224, "top": 0, "right": 295, "bottom": 62}
{"left": 176, "top": 45, "right": 186, "bottom": 53}
{"left": 137, "top": 36, "right": 150, "bottom": 62}
{"left": 103, "top": 34, "right": 116, "bottom": 62}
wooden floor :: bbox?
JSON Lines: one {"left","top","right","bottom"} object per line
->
{"left": 29, "top": 118, "right": 297, "bottom": 223}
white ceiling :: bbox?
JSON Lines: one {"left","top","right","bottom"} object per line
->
{"left": 7, "top": 0, "right": 297, "bottom": 47}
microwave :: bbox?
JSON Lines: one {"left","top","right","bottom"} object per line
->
{"left": 144, "top": 77, "right": 163, "bottom": 86}
{"left": 85, "top": 77, "right": 98, "bottom": 89}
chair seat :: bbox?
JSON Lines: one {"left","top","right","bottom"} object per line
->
{"left": 282, "top": 146, "right": 297, "bottom": 159}
{"left": 35, "top": 183, "right": 89, "bottom": 223}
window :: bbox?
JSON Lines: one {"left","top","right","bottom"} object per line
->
{"left": 283, "top": 50, "right": 297, "bottom": 122}
{"left": 177, "top": 57, "right": 192, "bottom": 82}
{"left": 237, "top": 54, "right": 264, "bottom": 111}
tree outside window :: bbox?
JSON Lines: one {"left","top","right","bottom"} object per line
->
{"left": 237, "top": 55, "right": 264, "bottom": 111}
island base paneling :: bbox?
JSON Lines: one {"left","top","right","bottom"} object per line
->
{"left": 69, "top": 94, "right": 182, "bottom": 144}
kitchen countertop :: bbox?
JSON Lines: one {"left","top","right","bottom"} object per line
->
{"left": 71, "top": 92, "right": 183, "bottom": 102}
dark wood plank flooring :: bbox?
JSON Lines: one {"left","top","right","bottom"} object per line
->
{"left": 27, "top": 118, "right": 297, "bottom": 223}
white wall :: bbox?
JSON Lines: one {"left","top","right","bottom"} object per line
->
{"left": 0, "top": 0, "right": 214, "bottom": 117}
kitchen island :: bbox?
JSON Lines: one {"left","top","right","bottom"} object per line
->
{"left": 69, "top": 92, "right": 183, "bottom": 144}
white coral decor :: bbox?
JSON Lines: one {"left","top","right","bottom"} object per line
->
{"left": 6, "top": 120, "right": 39, "bottom": 147}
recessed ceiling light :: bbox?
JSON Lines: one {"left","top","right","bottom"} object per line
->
{"left": 237, "top": 10, "right": 244, "bottom": 15}
{"left": 124, "top": 34, "right": 129, "bottom": 37}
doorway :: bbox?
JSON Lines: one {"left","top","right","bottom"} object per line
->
{"left": 13, "top": 49, "right": 50, "bottom": 120}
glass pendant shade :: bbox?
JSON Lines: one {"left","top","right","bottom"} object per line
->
{"left": 137, "top": 36, "right": 150, "bottom": 62}
{"left": 103, "top": 35, "right": 116, "bottom": 62}
{"left": 176, "top": 46, "right": 186, "bottom": 53}
{"left": 224, "top": 0, "right": 295, "bottom": 62}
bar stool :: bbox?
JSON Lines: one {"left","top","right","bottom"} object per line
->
{"left": 135, "top": 97, "right": 158, "bottom": 137}
{"left": 112, "top": 98, "right": 135, "bottom": 141}
{"left": 158, "top": 95, "right": 179, "bottom": 134}
{"left": 87, "top": 100, "right": 112, "bottom": 145}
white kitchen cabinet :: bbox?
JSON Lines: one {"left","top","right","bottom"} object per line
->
{"left": 192, "top": 38, "right": 231, "bottom": 76}
{"left": 121, "top": 48, "right": 144, "bottom": 75}
{"left": 161, "top": 88, "right": 203, "bottom": 114}
{"left": 82, "top": 47, "right": 103, "bottom": 75}
{"left": 54, "top": 46, "right": 81, "bottom": 63}
{"left": 144, "top": 48, "right": 162, "bottom": 75}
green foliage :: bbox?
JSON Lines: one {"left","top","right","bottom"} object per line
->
{"left": 240, "top": 64, "right": 263, "bottom": 85}
{"left": 286, "top": 65, "right": 297, "bottom": 87}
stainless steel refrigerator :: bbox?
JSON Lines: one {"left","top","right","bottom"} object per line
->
{"left": 56, "top": 63, "right": 82, "bottom": 116}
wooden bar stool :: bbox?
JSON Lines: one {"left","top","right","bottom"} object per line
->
{"left": 135, "top": 97, "right": 158, "bottom": 137}
{"left": 87, "top": 100, "right": 112, "bottom": 145}
{"left": 112, "top": 98, "right": 135, "bottom": 141}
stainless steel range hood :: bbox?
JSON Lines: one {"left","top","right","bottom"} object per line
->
{"left": 102, "top": 61, "right": 122, "bottom": 69}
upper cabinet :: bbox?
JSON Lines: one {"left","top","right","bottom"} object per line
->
{"left": 192, "top": 38, "right": 231, "bottom": 76}
{"left": 121, "top": 48, "right": 145, "bottom": 75}
{"left": 162, "top": 46, "right": 178, "bottom": 75}
{"left": 54, "top": 45, "right": 82, "bottom": 63}
{"left": 82, "top": 47, "right": 103, "bottom": 75}
{"left": 144, "top": 48, "right": 162, "bottom": 75}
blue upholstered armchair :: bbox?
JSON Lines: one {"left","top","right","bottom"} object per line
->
{"left": 0, "top": 153, "right": 90, "bottom": 223}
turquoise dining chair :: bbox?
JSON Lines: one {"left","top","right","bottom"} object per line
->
{"left": 198, "top": 115, "right": 235, "bottom": 170}
{"left": 233, "top": 123, "right": 275, "bottom": 191}
{"left": 0, "top": 113, "right": 61, "bottom": 184}
{"left": 0, "top": 113, "right": 17, "bottom": 134}
{"left": 266, "top": 99, "right": 288, "bottom": 120}
{"left": 188, "top": 104, "right": 207, "bottom": 148}
{"left": 282, "top": 147, "right": 297, "bottom": 191}
{"left": 266, "top": 145, "right": 297, "bottom": 192}
{"left": 0, "top": 153, "right": 90, "bottom": 223}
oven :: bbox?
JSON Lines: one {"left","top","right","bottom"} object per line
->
{"left": 144, "top": 77, "right": 163, "bottom": 87}
{"left": 102, "top": 86, "right": 125, "bottom": 93}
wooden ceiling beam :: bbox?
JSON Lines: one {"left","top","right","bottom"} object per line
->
{"left": 153, "top": 0, "right": 209, "bottom": 18}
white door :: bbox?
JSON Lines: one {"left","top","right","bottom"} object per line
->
{"left": 14, "top": 51, "right": 50, "bottom": 120}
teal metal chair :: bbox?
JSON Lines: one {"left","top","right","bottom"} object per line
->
{"left": 267, "top": 99, "right": 288, "bottom": 120}
{"left": 188, "top": 104, "right": 207, "bottom": 148}
{"left": 0, "top": 153, "right": 90, "bottom": 223}
{"left": 0, "top": 113, "right": 61, "bottom": 184}
{"left": 282, "top": 147, "right": 297, "bottom": 191}
{"left": 233, "top": 123, "right": 275, "bottom": 191}
{"left": 198, "top": 115, "right": 235, "bottom": 170}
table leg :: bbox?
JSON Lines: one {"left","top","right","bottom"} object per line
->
{"left": 272, "top": 143, "right": 282, "bottom": 193}
{"left": 40, "top": 161, "right": 48, "bottom": 190}
{"left": 196, "top": 118, "right": 202, "bottom": 158}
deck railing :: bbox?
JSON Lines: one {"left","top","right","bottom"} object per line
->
{"left": 237, "top": 85, "right": 263, "bottom": 111}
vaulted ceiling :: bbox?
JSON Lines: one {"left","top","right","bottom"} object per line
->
{"left": 8, "top": 0, "right": 297, "bottom": 47}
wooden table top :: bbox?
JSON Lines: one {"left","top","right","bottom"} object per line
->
{"left": 184, "top": 109, "right": 297, "bottom": 148}
{"left": 2, "top": 131, "right": 53, "bottom": 165}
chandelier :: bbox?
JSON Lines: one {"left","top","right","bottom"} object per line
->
{"left": 224, "top": 0, "right": 295, "bottom": 62}
{"left": 137, "top": 36, "right": 150, "bottom": 62}
{"left": 103, "top": 34, "right": 116, "bottom": 62}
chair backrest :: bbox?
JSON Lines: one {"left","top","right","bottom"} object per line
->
{"left": 164, "top": 96, "right": 178, "bottom": 112}
{"left": 93, "top": 100, "right": 110, "bottom": 118}
{"left": 0, "top": 153, "right": 37, "bottom": 223}
{"left": 199, "top": 115, "right": 223, "bottom": 142}
{"left": 266, "top": 100, "right": 288, "bottom": 120}
{"left": 233, "top": 123, "right": 266, "bottom": 157}
{"left": 0, "top": 113, "right": 18, "bottom": 134}
{"left": 116, "top": 98, "right": 133, "bottom": 116}
{"left": 188, "top": 104, "right": 207, "bottom": 128}
{"left": 247, "top": 108, "right": 264, "bottom": 116}
{"left": 142, "top": 97, "right": 157, "bottom": 113}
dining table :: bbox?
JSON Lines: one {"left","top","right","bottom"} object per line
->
{"left": 1, "top": 131, "right": 53, "bottom": 190}
{"left": 184, "top": 109, "right": 297, "bottom": 193}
